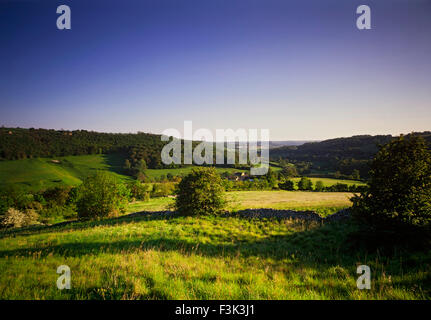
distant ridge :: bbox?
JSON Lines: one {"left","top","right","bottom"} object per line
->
{"left": 270, "top": 131, "right": 431, "bottom": 178}
{"left": 268, "top": 140, "right": 320, "bottom": 148}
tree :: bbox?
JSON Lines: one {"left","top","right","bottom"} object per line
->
{"left": 1, "top": 208, "right": 39, "bottom": 228}
{"left": 265, "top": 168, "right": 278, "bottom": 188}
{"left": 314, "top": 180, "right": 324, "bottom": 192}
{"left": 76, "top": 171, "right": 130, "bottom": 219}
{"left": 351, "top": 135, "right": 431, "bottom": 231}
{"left": 352, "top": 169, "right": 360, "bottom": 180}
{"left": 175, "top": 167, "right": 225, "bottom": 216}
{"left": 128, "top": 181, "right": 150, "bottom": 201}
{"left": 279, "top": 180, "right": 295, "bottom": 191}
{"left": 297, "top": 177, "right": 313, "bottom": 191}
{"left": 280, "top": 164, "right": 298, "bottom": 178}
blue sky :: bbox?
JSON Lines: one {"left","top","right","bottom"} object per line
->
{"left": 1, "top": 0, "right": 430, "bottom": 140}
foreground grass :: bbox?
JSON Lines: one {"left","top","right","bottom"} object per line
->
{"left": 0, "top": 214, "right": 429, "bottom": 300}
{"left": 129, "top": 191, "right": 354, "bottom": 216}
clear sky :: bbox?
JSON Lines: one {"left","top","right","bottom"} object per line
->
{"left": 1, "top": 0, "right": 430, "bottom": 140}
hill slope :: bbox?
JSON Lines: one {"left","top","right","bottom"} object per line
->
{"left": 0, "top": 154, "right": 131, "bottom": 191}
{"left": 270, "top": 132, "right": 431, "bottom": 177}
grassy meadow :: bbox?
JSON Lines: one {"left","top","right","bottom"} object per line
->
{"left": 0, "top": 154, "right": 131, "bottom": 191}
{"left": 128, "top": 191, "right": 354, "bottom": 216}
{"left": 0, "top": 213, "right": 429, "bottom": 299}
{"left": 291, "top": 177, "right": 364, "bottom": 187}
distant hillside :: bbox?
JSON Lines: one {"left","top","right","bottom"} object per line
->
{"left": 270, "top": 132, "right": 431, "bottom": 178}
{"left": 0, "top": 127, "right": 166, "bottom": 168}
{"left": 0, "top": 154, "right": 132, "bottom": 191}
{"left": 268, "top": 140, "right": 319, "bottom": 148}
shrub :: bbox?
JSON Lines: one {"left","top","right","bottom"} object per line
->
{"left": 279, "top": 180, "right": 295, "bottom": 191}
{"left": 41, "top": 186, "right": 71, "bottom": 206}
{"left": 151, "top": 183, "right": 176, "bottom": 197}
{"left": 0, "top": 186, "right": 33, "bottom": 214}
{"left": 38, "top": 204, "right": 77, "bottom": 223}
{"left": 175, "top": 167, "right": 225, "bottom": 216}
{"left": 76, "top": 171, "right": 130, "bottom": 219}
{"left": 326, "top": 183, "right": 349, "bottom": 192}
{"left": 314, "top": 180, "right": 324, "bottom": 192}
{"left": 351, "top": 135, "right": 431, "bottom": 235}
{"left": 1, "top": 208, "right": 39, "bottom": 228}
{"left": 128, "top": 181, "right": 151, "bottom": 201}
{"left": 297, "top": 177, "right": 313, "bottom": 191}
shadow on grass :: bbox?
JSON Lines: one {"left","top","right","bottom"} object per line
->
{"left": 0, "top": 220, "right": 357, "bottom": 266}
{"left": 102, "top": 153, "right": 129, "bottom": 176}
{"left": 1, "top": 216, "right": 429, "bottom": 298}
{"left": 3, "top": 209, "right": 324, "bottom": 240}
{"left": 0, "top": 211, "right": 176, "bottom": 239}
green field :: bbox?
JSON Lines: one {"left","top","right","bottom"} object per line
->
{"left": 0, "top": 213, "right": 429, "bottom": 299}
{"left": 0, "top": 154, "right": 131, "bottom": 191}
{"left": 128, "top": 191, "right": 354, "bottom": 216}
{"left": 290, "top": 177, "right": 365, "bottom": 187}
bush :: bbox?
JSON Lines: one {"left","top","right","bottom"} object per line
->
{"left": 351, "top": 135, "right": 431, "bottom": 235}
{"left": 41, "top": 186, "right": 71, "bottom": 206}
{"left": 151, "top": 183, "right": 176, "bottom": 197}
{"left": 297, "top": 177, "right": 313, "bottom": 191}
{"left": 128, "top": 181, "right": 151, "bottom": 201}
{"left": 326, "top": 183, "right": 349, "bottom": 192}
{"left": 0, "top": 186, "right": 33, "bottom": 214}
{"left": 175, "top": 167, "right": 225, "bottom": 216}
{"left": 76, "top": 172, "right": 130, "bottom": 219}
{"left": 279, "top": 180, "right": 295, "bottom": 191}
{"left": 1, "top": 208, "right": 39, "bottom": 228}
{"left": 314, "top": 180, "right": 324, "bottom": 192}
{"left": 38, "top": 204, "right": 77, "bottom": 223}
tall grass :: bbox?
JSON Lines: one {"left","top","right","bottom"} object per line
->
{"left": 0, "top": 214, "right": 429, "bottom": 299}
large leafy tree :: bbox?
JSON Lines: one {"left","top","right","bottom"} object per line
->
{"left": 351, "top": 135, "right": 431, "bottom": 229}
{"left": 175, "top": 167, "right": 225, "bottom": 216}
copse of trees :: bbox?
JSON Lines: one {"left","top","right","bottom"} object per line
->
{"left": 0, "top": 177, "right": 159, "bottom": 227}
{"left": 351, "top": 135, "right": 431, "bottom": 240}
{"left": 175, "top": 167, "right": 225, "bottom": 216}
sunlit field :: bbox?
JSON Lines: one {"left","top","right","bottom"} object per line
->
{"left": 0, "top": 213, "right": 429, "bottom": 300}
{"left": 0, "top": 154, "right": 131, "bottom": 192}
{"left": 128, "top": 191, "right": 354, "bottom": 216}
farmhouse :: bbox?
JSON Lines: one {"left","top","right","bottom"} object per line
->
{"left": 229, "top": 172, "right": 249, "bottom": 181}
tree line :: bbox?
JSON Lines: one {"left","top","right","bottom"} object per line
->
{"left": 0, "top": 127, "right": 166, "bottom": 163}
